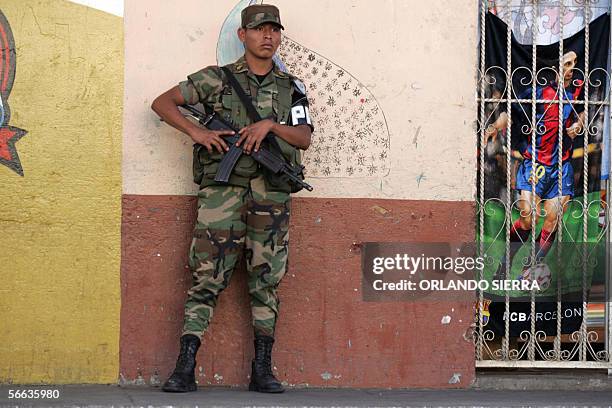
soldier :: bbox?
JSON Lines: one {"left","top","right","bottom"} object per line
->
{"left": 151, "top": 4, "right": 313, "bottom": 394}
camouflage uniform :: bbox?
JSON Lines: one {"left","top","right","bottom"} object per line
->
{"left": 177, "top": 56, "right": 308, "bottom": 339}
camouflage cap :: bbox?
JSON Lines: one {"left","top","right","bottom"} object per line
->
{"left": 241, "top": 4, "right": 284, "bottom": 30}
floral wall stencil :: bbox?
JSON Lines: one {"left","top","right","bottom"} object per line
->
{"left": 217, "top": 0, "right": 390, "bottom": 178}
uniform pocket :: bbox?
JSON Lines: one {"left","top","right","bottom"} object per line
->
{"left": 195, "top": 144, "right": 224, "bottom": 183}
{"left": 221, "top": 94, "right": 233, "bottom": 110}
{"left": 192, "top": 144, "right": 205, "bottom": 184}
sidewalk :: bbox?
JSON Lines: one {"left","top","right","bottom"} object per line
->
{"left": 1, "top": 385, "right": 612, "bottom": 408}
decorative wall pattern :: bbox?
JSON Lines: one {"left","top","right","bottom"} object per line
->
{"left": 217, "top": 0, "right": 390, "bottom": 178}
{"left": 278, "top": 37, "right": 390, "bottom": 177}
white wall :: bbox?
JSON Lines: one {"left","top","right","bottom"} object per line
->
{"left": 123, "top": 0, "right": 478, "bottom": 201}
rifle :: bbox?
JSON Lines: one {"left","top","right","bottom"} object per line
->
{"left": 178, "top": 105, "right": 313, "bottom": 192}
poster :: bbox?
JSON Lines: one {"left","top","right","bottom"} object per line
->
{"left": 477, "top": 9, "right": 610, "bottom": 337}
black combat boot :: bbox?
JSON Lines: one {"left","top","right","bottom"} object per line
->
{"left": 161, "top": 334, "right": 200, "bottom": 392}
{"left": 249, "top": 335, "right": 285, "bottom": 393}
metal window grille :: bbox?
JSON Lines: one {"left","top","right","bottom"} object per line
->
{"left": 475, "top": 0, "right": 612, "bottom": 371}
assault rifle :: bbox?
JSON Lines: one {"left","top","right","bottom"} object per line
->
{"left": 179, "top": 105, "right": 313, "bottom": 192}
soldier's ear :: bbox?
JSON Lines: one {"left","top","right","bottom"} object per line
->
{"left": 237, "top": 27, "right": 246, "bottom": 43}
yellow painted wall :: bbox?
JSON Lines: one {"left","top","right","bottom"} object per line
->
{"left": 0, "top": 1, "right": 123, "bottom": 383}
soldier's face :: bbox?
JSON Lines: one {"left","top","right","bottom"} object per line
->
{"left": 238, "top": 23, "right": 281, "bottom": 59}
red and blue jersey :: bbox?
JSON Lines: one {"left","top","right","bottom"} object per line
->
{"left": 513, "top": 80, "right": 584, "bottom": 165}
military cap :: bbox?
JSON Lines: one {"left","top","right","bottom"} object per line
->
{"left": 241, "top": 4, "right": 284, "bottom": 30}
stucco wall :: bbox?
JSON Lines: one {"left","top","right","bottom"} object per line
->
{"left": 1, "top": 0, "right": 480, "bottom": 387}
{"left": 0, "top": 0, "right": 123, "bottom": 383}
{"left": 119, "top": 0, "right": 479, "bottom": 389}
{"left": 120, "top": 195, "right": 476, "bottom": 388}
{"left": 123, "top": 0, "right": 478, "bottom": 200}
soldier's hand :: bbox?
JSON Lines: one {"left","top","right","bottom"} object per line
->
{"left": 237, "top": 120, "right": 274, "bottom": 154}
{"left": 189, "top": 128, "right": 233, "bottom": 154}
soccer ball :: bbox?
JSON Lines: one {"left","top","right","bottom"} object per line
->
{"left": 518, "top": 262, "right": 552, "bottom": 291}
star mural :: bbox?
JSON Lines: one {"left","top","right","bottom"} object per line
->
{"left": 0, "top": 9, "right": 27, "bottom": 176}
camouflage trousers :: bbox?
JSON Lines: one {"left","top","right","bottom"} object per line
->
{"left": 182, "top": 174, "right": 291, "bottom": 340}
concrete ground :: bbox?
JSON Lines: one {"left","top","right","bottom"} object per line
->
{"left": 1, "top": 385, "right": 612, "bottom": 408}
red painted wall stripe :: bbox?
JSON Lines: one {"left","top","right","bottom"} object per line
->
{"left": 120, "top": 195, "right": 476, "bottom": 388}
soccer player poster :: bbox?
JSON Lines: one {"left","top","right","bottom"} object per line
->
{"left": 477, "top": 10, "right": 610, "bottom": 338}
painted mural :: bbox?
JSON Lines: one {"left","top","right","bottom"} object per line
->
{"left": 0, "top": 9, "right": 26, "bottom": 176}
{"left": 0, "top": 0, "right": 123, "bottom": 384}
{"left": 216, "top": 0, "right": 390, "bottom": 178}
{"left": 490, "top": 1, "right": 610, "bottom": 45}
{"left": 0, "top": 0, "right": 480, "bottom": 387}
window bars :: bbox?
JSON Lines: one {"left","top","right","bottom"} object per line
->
{"left": 475, "top": 0, "right": 612, "bottom": 370}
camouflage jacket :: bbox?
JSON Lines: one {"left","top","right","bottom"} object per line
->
{"left": 179, "top": 55, "right": 302, "bottom": 191}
